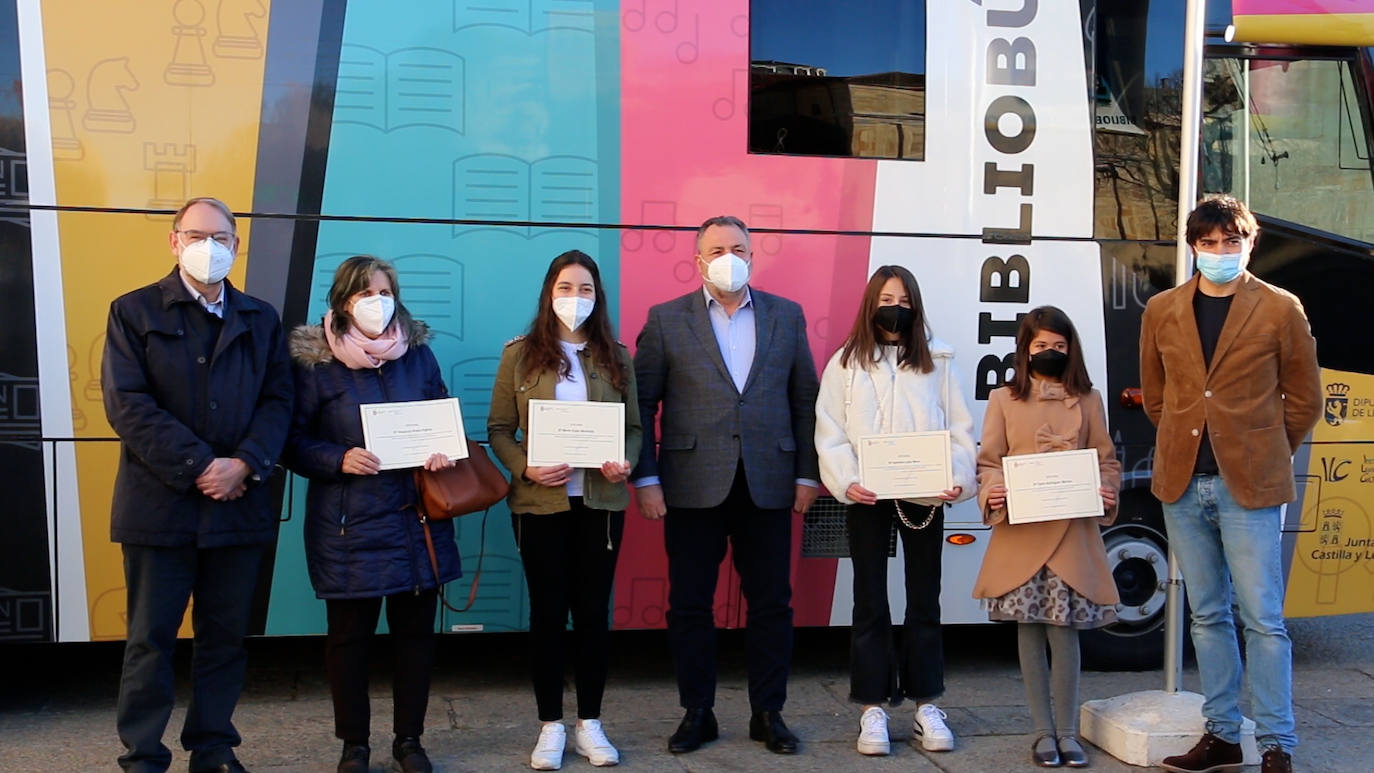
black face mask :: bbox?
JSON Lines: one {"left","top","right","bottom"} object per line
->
{"left": 874, "top": 304, "right": 913, "bottom": 335}
{"left": 1028, "top": 349, "right": 1069, "bottom": 378}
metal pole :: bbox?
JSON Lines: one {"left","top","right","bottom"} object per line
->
{"left": 1165, "top": 0, "right": 1208, "bottom": 694}
{"left": 1243, "top": 61, "right": 1252, "bottom": 205}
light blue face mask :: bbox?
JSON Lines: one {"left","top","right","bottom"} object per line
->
{"left": 1194, "top": 250, "right": 1247, "bottom": 284}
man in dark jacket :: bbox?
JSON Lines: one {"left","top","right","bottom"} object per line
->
{"left": 103, "top": 197, "right": 293, "bottom": 773}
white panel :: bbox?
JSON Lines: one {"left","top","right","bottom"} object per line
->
{"left": 18, "top": 0, "right": 90, "bottom": 642}
{"left": 872, "top": 0, "right": 1094, "bottom": 239}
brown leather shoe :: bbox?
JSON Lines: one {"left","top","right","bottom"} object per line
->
{"left": 1260, "top": 748, "right": 1293, "bottom": 773}
{"left": 1160, "top": 733, "right": 1243, "bottom": 773}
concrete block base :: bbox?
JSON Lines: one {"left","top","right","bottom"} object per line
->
{"left": 1081, "top": 690, "right": 1260, "bottom": 767}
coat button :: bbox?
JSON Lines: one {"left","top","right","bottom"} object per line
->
{"left": 590, "top": 372, "right": 598, "bottom": 379}
{"left": 209, "top": 401, "right": 218, "bottom": 410}
{"left": 176, "top": 329, "right": 184, "bottom": 336}
{"left": 1191, "top": 428, "right": 1200, "bottom": 436}
{"left": 185, "top": 458, "right": 195, "bottom": 466}
{"left": 197, "top": 356, "right": 207, "bottom": 364}
{"left": 1204, "top": 390, "right": 1213, "bottom": 398}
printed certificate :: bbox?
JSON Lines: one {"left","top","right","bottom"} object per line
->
{"left": 526, "top": 399, "right": 625, "bottom": 469}
{"left": 857, "top": 431, "right": 953, "bottom": 500}
{"left": 359, "top": 398, "right": 469, "bottom": 471}
{"left": 1003, "top": 448, "right": 1103, "bottom": 525}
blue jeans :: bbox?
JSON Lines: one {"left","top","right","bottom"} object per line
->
{"left": 1161, "top": 475, "right": 1296, "bottom": 752}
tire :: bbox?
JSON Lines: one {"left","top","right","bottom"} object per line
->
{"left": 1081, "top": 490, "right": 1185, "bottom": 671}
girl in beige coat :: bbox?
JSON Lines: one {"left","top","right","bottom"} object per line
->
{"left": 973, "top": 306, "right": 1121, "bottom": 769}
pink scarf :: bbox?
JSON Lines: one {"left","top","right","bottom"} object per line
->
{"left": 323, "top": 310, "right": 409, "bottom": 369}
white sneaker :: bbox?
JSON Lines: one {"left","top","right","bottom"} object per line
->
{"left": 856, "top": 706, "right": 891, "bottom": 755}
{"left": 574, "top": 719, "right": 620, "bottom": 767}
{"left": 530, "top": 722, "right": 566, "bottom": 770}
{"left": 913, "top": 703, "right": 954, "bottom": 752}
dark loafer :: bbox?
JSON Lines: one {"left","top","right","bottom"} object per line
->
{"left": 1058, "top": 735, "right": 1089, "bottom": 768}
{"left": 668, "top": 707, "right": 719, "bottom": 753}
{"left": 191, "top": 762, "right": 249, "bottom": 773}
{"left": 1032, "top": 735, "right": 1062, "bottom": 767}
{"left": 749, "top": 711, "right": 799, "bottom": 754}
{"left": 337, "top": 742, "right": 369, "bottom": 773}
{"left": 392, "top": 736, "right": 433, "bottom": 773}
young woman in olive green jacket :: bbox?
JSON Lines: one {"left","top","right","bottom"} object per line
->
{"left": 487, "top": 249, "right": 642, "bottom": 770}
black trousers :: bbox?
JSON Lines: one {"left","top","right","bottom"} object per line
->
{"left": 324, "top": 589, "right": 438, "bottom": 743}
{"left": 116, "top": 543, "right": 266, "bottom": 773}
{"left": 664, "top": 465, "right": 793, "bottom": 713}
{"left": 513, "top": 500, "right": 625, "bottom": 721}
{"left": 846, "top": 501, "right": 946, "bottom": 705}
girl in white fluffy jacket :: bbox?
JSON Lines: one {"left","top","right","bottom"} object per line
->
{"left": 815, "top": 265, "right": 977, "bottom": 757}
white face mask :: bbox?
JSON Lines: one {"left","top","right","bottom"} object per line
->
{"left": 553, "top": 296, "right": 594, "bottom": 332}
{"left": 351, "top": 295, "right": 395, "bottom": 337}
{"left": 702, "top": 252, "right": 750, "bottom": 293}
{"left": 179, "top": 238, "right": 235, "bottom": 285}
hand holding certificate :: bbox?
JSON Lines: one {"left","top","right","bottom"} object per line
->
{"left": 527, "top": 399, "right": 626, "bottom": 469}
{"left": 857, "top": 431, "right": 953, "bottom": 500}
{"left": 360, "top": 398, "right": 469, "bottom": 470}
{"left": 1002, "top": 448, "right": 1103, "bottom": 524}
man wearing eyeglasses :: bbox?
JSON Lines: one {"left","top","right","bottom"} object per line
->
{"left": 102, "top": 197, "right": 294, "bottom": 773}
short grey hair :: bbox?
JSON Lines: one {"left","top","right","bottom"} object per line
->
{"left": 172, "top": 197, "right": 236, "bottom": 233}
{"left": 695, "top": 215, "right": 749, "bottom": 252}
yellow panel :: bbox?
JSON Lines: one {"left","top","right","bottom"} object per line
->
{"left": 42, "top": 0, "right": 272, "bottom": 210}
{"left": 1229, "top": 14, "right": 1374, "bottom": 46}
{"left": 1283, "top": 369, "right": 1374, "bottom": 618}
{"left": 43, "top": 0, "right": 271, "bottom": 640}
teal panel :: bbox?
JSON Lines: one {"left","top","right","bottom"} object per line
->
{"left": 264, "top": 0, "right": 622, "bottom": 635}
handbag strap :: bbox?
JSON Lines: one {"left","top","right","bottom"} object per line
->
{"left": 421, "top": 511, "right": 487, "bottom": 614}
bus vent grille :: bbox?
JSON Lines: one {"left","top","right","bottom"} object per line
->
{"left": 801, "top": 496, "right": 897, "bottom": 558}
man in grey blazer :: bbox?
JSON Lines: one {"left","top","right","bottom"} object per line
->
{"left": 634, "top": 215, "right": 820, "bottom": 755}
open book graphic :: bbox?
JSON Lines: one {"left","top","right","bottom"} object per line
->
{"left": 335, "top": 46, "right": 464, "bottom": 133}
{"left": 452, "top": 0, "right": 595, "bottom": 35}
{"left": 451, "top": 154, "right": 600, "bottom": 234}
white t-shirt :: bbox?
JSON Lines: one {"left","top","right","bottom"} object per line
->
{"left": 556, "top": 340, "right": 589, "bottom": 497}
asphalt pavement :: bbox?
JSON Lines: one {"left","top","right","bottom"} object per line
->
{"left": 2, "top": 615, "right": 1371, "bottom": 772}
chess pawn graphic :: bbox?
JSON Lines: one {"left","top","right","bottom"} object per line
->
{"left": 47, "top": 69, "right": 84, "bottom": 160}
{"left": 164, "top": 0, "right": 215, "bottom": 87}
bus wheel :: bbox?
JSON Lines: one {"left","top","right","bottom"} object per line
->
{"left": 1082, "top": 493, "right": 1180, "bottom": 671}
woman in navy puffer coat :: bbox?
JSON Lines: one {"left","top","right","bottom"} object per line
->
{"left": 285, "top": 255, "right": 458, "bottom": 773}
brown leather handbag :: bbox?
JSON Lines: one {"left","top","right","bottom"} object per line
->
{"left": 413, "top": 438, "right": 509, "bottom": 612}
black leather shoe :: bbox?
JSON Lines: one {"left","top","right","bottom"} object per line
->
{"left": 668, "top": 708, "right": 719, "bottom": 753}
{"left": 392, "top": 736, "right": 433, "bottom": 773}
{"left": 337, "top": 742, "right": 369, "bottom": 773}
{"left": 192, "top": 762, "right": 249, "bottom": 773}
{"left": 749, "top": 711, "right": 799, "bottom": 754}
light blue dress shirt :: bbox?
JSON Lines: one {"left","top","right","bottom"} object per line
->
{"left": 635, "top": 285, "right": 816, "bottom": 491}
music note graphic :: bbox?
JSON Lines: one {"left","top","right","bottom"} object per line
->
{"left": 748, "top": 203, "right": 784, "bottom": 255}
{"left": 712, "top": 67, "right": 747, "bottom": 121}
{"left": 675, "top": 15, "right": 699, "bottom": 64}
{"left": 730, "top": 13, "right": 748, "bottom": 38}
{"left": 164, "top": 0, "right": 216, "bottom": 87}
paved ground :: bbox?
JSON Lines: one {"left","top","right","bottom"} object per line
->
{"left": 2, "top": 614, "right": 1371, "bottom": 772}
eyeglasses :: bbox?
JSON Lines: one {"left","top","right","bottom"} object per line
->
{"left": 175, "top": 229, "right": 236, "bottom": 247}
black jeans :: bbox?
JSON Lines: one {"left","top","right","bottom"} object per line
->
{"left": 116, "top": 543, "right": 266, "bottom": 773}
{"left": 325, "top": 589, "right": 438, "bottom": 743}
{"left": 664, "top": 466, "right": 794, "bottom": 713}
{"left": 513, "top": 500, "right": 625, "bottom": 721}
{"left": 846, "top": 500, "right": 945, "bottom": 705}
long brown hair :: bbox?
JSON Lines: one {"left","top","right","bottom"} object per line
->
{"left": 520, "top": 250, "right": 628, "bottom": 392}
{"left": 838, "top": 265, "right": 933, "bottom": 373}
{"left": 1007, "top": 306, "right": 1092, "bottom": 400}
{"left": 326, "top": 255, "right": 414, "bottom": 338}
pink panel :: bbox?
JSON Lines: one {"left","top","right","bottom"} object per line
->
{"left": 1234, "top": 0, "right": 1374, "bottom": 15}
{"left": 615, "top": 0, "right": 881, "bottom": 629}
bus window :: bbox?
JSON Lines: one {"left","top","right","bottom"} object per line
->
{"left": 748, "top": 0, "right": 926, "bottom": 160}
{"left": 1202, "top": 56, "right": 1374, "bottom": 244}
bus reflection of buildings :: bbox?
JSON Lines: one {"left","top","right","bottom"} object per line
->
{"left": 750, "top": 61, "right": 925, "bottom": 160}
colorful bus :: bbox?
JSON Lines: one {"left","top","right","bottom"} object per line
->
{"left": 2, "top": 0, "right": 1371, "bottom": 669}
